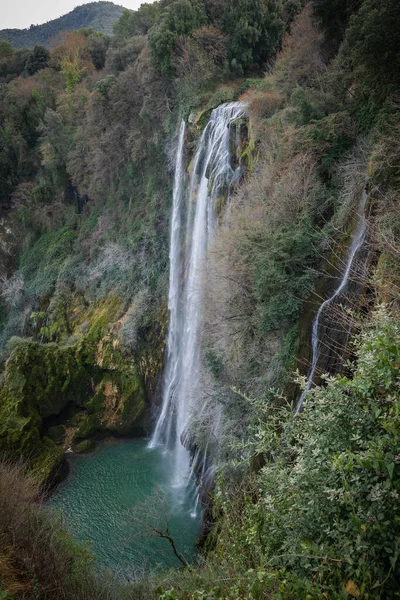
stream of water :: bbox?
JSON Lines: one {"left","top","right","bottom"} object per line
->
{"left": 295, "top": 189, "right": 368, "bottom": 413}
{"left": 150, "top": 103, "right": 245, "bottom": 491}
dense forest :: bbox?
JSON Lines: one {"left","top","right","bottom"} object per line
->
{"left": 0, "top": 2, "right": 124, "bottom": 49}
{"left": 0, "top": 0, "right": 400, "bottom": 598}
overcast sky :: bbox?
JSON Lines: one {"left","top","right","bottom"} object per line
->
{"left": 2, "top": 1, "right": 143, "bottom": 29}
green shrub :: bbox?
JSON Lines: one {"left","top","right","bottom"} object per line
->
{"left": 74, "top": 439, "right": 96, "bottom": 453}
{"left": 0, "top": 460, "right": 110, "bottom": 599}
{"left": 218, "top": 309, "right": 400, "bottom": 598}
{"left": 47, "top": 425, "right": 66, "bottom": 444}
{"left": 243, "top": 224, "right": 317, "bottom": 332}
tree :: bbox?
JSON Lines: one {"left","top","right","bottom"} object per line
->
{"left": 204, "top": 0, "right": 225, "bottom": 23}
{"left": 51, "top": 32, "right": 92, "bottom": 94}
{"left": 86, "top": 32, "right": 110, "bottom": 70}
{"left": 113, "top": 3, "right": 160, "bottom": 37}
{"left": 148, "top": 0, "right": 207, "bottom": 73}
{"left": 130, "top": 489, "right": 189, "bottom": 567}
{"left": 25, "top": 45, "right": 50, "bottom": 76}
{"left": 346, "top": 0, "right": 400, "bottom": 101}
{"left": 0, "top": 40, "right": 13, "bottom": 61}
{"left": 221, "top": 0, "right": 285, "bottom": 72}
{"left": 311, "top": 0, "right": 361, "bottom": 47}
{"left": 8, "top": 48, "right": 32, "bottom": 77}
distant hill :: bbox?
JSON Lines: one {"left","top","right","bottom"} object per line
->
{"left": 0, "top": 2, "right": 125, "bottom": 49}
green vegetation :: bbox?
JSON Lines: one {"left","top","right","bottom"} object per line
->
{"left": 0, "top": 0, "right": 400, "bottom": 597}
{"left": 113, "top": 3, "right": 159, "bottom": 37}
{"left": 2, "top": 313, "right": 400, "bottom": 599}
{"left": 0, "top": 2, "right": 124, "bottom": 49}
{"left": 0, "top": 460, "right": 110, "bottom": 599}
{"left": 220, "top": 0, "right": 285, "bottom": 72}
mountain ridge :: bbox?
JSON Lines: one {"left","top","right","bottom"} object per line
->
{"left": 0, "top": 1, "right": 125, "bottom": 49}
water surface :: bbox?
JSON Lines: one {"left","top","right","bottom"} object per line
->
{"left": 49, "top": 439, "right": 201, "bottom": 577}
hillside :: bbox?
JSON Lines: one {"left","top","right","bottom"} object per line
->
{"left": 0, "top": 2, "right": 125, "bottom": 49}
{"left": 0, "top": 0, "right": 400, "bottom": 598}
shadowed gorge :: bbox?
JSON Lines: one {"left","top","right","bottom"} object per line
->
{"left": 0, "top": 0, "right": 400, "bottom": 598}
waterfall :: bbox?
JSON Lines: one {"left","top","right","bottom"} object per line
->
{"left": 150, "top": 103, "right": 245, "bottom": 492}
{"left": 295, "top": 189, "right": 368, "bottom": 414}
{"left": 149, "top": 120, "right": 186, "bottom": 449}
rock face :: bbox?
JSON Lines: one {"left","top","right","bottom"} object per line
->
{"left": 0, "top": 296, "right": 167, "bottom": 484}
{"left": 296, "top": 194, "right": 371, "bottom": 397}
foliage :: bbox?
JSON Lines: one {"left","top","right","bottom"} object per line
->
{"left": 25, "top": 44, "right": 50, "bottom": 75}
{"left": 52, "top": 32, "right": 93, "bottom": 94}
{"left": 0, "top": 41, "right": 13, "bottom": 60}
{"left": 221, "top": 0, "right": 285, "bottom": 72}
{"left": 0, "top": 460, "right": 112, "bottom": 599}
{"left": 0, "top": 75, "right": 56, "bottom": 208}
{"left": 311, "top": 0, "right": 361, "bottom": 48}
{"left": 105, "top": 35, "right": 146, "bottom": 73}
{"left": 113, "top": 3, "right": 160, "bottom": 38}
{"left": 275, "top": 2, "right": 324, "bottom": 96}
{"left": 343, "top": 0, "right": 400, "bottom": 128}
{"left": 234, "top": 310, "right": 400, "bottom": 597}
{"left": 244, "top": 223, "right": 317, "bottom": 331}
{"left": 148, "top": 0, "right": 208, "bottom": 73}
{"left": 86, "top": 31, "right": 110, "bottom": 70}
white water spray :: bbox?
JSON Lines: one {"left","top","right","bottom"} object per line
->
{"left": 150, "top": 103, "right": 245, "bottom": 492}
{"left": 149, "top": 120, "right": 186, "bottom": 448}
{"left": 295, "top": 189, "right": 368, "bottom": 414}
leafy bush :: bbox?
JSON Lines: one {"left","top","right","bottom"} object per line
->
{"left": 19, "top": 226, "right": 76, "bottom": 299}
{"left": 0, "top": 460, "right": 111, "bottom": 599}
{"left": 244, "top": 224, "right": 317, "bottom": 332}
{"left": 198, "top": 310, "right": 400, "bottom": 599}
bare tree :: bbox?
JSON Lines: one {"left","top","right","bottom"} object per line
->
{"left": 130, "top": 489, "right": 188, "bottom": 567}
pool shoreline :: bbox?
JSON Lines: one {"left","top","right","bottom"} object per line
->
{"left": 47, "top": 438, "right": 202, "bottom": 575}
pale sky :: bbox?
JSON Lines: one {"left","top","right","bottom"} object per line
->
{"left": 1, "top": 1, "right": 143, "bottom": 30}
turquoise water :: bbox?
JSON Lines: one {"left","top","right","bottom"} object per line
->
{"left": 49, "top": 439, "right": 201, "bottom": 577}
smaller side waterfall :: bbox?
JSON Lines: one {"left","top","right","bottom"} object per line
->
{"left": 295, "top": 189, "right": 368, "bottom": 414}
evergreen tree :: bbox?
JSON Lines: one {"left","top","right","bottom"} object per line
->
{"left": 148, "top": 0, "right": 207, "bottom": 72}
{"left": 25, "top": 45, "right": 50, "bottom": 75}
{"left": 221, "top": 0, "right": 284, "bottom": 72}
{"left": 113, "top": 3, "right": 160, "bottom": 38}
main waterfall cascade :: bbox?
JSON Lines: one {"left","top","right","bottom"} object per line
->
{"left": 295, "top": 189, "right": 369, "bottom": 414}
{"left": 150, "top": 103, "right": 245, "bottom": 497}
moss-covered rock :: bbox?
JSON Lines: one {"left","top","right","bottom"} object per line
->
{"left": 73, "top": 413, "right": 101, "bottom": 442}
{"left": 0, "top": 339, "right": 93, "bottom": 482}
{"left": 0, "top": 296, "right": 157, "bottom": 483}
{"left": 47, "top": 424, "right": 66, "bottom": 444}
{"left": 73, "top": 439, "right": 96, "bottom": 454}
{"left": 85, "top": 370, "right": 146, "bottom": 436}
